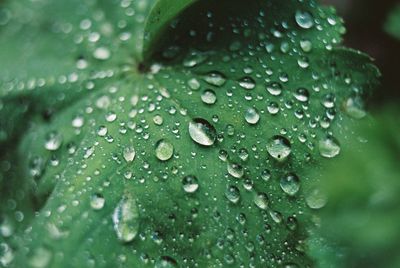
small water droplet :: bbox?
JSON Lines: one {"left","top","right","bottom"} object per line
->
{"left": 227, "top": 162, "right": 244, "bottom": 178}
{"left": 155, "top": 256, "right": 178, "bottom": 268}
{"left": 44, "top": 131, "right": 63, "bottom": 151}
{"left": 266, "top": 82, "right": 283, "bottom": 96}
{"left": 93, "top": 47, "right": 111, "bottom": 60}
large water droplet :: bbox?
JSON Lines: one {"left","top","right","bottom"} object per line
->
{"left": 182, "top": 175, "right": 199, "bottom": 193}
{"left": 188, "top": 118, "right": 217, "bottom": 146}
{"left": 112, "top": 194, "right": 140, "bottom": 243}
{"left": 266, "top": 135, "right": 291, "bottom": 161}
{"left": 319, "top": 136, "right": 340, "bottom": 158}
{"left": 155, "top": 139, "right": 174, "bottom": 161}
{"left": 295, "top": 10, "right": 314, "bottom": 29}
{"left": 280, "top": 173, "right": 300, "bottom": 196}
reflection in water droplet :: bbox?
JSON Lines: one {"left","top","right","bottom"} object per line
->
{"left": 189, "top": 118, "right": 217, "bottom": 146}
{"left": 319, "top": 136, "right": 340, "bottom": 158}
{"left": 182, "top": 175, "right": 199, "bottom": 193}
{"left": 112, "top": 194, "right": 140, "bottom": 243}
{"left": 280, "top": 173, "right": 300, "bottom": 196}
{"left": 266, "top": 135, "right": 291, "bottom": 161}
{"left": 155, "top": 139, "right": 174, "bottom": 161}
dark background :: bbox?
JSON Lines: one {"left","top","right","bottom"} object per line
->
{"left": 323, "top": 0, "right": 400, "bottom": 105}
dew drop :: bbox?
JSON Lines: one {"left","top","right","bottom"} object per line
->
{"left": 225, "top": 185, "right": 240, "bottom": 204}
{"left": 295, "top": 10, "right": 314, "bottom": 29}
{"left": 319, "top": 136, "right": 340, "bottom": 158}
{"left": 254, "top": 192, "right": 269, "bottom": 210}
{"left": 93, "top": 47, "right": 111, "bottom": 60}
{"left": 44, "top": 131, "right": 63, "bottom": 151}
{"left": 227, "top": 162, "right": 244, "bottom": 179}
{"left": 238, "top": 76, "right": 256, "bottom": 90}
{"left": 266, "top": 135, "right": 291, "bottom": 161}
{"left": 201, "top": 89, "right": 217, "bottom": 104}
{"left": 155, "top": 256, "right": 178, "bottom": 268}
{"left": 182, "top": 175, "right": 199, "bottom": 193}
{"left": 280, "top": 173, "right": 300, "bottom": 196}
{"left": 266, "top": 82, "right": 283, "bottom": 96}
{"left": 245, "top": 107, "right": 260, "bottom": 125}
{"left": 90, "top": 193, "right": 105, "bottom": 210}
{"left": 112, "top": 194, "right": 140, "bottom": 243}
{"left": 155, "top": 139, "right": 174, "bottom": 161}
{"left": 203, "top": 71, "right": 226, "bottom": 87}
{"left": 123, "top": 146, "right": 136, "bottom": 162}
{"left": 188, "top": 118, "right": 217, "bottom": 146}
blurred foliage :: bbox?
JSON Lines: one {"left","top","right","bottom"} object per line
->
{"left": 308, "top": 106, "right": 400, "bottom": 268}
{"left": 385, "top": 4, "right": 400, "bottom": 40}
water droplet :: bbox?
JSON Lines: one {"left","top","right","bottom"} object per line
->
{"left": 97, "top": 126, "right": 108, "bottom": 136}
{"left": 238, "top": 76, "right": 256, "bottom": 90}
{"left": 319, "top": 136, "right": 340, "bottom": 158}
{"left": 155, "top": 256, "right": 178, "bottom": 268}
{"left": 112, "top": 194, "right": 140, "bottom": 243}
{"left": 343, "top": 96, "right": 366, "bottom": 119}
{"left": 254, "top": 192, "right": 269, "bottom": 210}
{"left": 225, "top": 185, "right": 240, "bottom": 204}
{"left": 227, "top": 162, "right": 244, "bottom": 178}
{"left": 28, "top": 247, "right": 52, "bottom": 268}
{"left": 267, "top": 102, "right": 279, "bottom": 115}
{"left": 266, "top": 135, "right": 291, "bottom": 161}
{"left": 201, "top": 89, "right": 217, "bottom": 104}
{"left": 293, "top": 88, "right": 309, "bottom": 102}
{"left": 155, "top": 139, "right": 174, "bottom": 161}
{"left": 182, "top": 175, "right": 199, "bottom": 193}
{"left": 266, "top": 82, "right": 283, "bottom": 96}
{"left": 203, "top": 71, "right": 226, "bottom": 87}
{"left": 295, "top": 10, "right": 314, "bottom": 29}
{"left": 90, "top": 193, "right": 105, "bottom": 210}
{"left": 306, "top": 188, "right": 327, "bottom": 209}
{"left": 188, "top": 118, "right": 217, "bottom": 146}
{"left": 280, "top": 173, "right": 300, "bottom": 196}
{"left": 245, "top": 108, "right": 260, "bottom": 125}
{"left": 93, "top": 47, "right": 111, "bottom": 60}
{"left": 123, "top": 146, "right": 136, "bottom": 162}
{"left": 44, "top": 131, "right": 62, "bottom": 151}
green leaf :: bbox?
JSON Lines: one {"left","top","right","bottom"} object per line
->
{"left": 0, "top": 0, "right": 380, "bottom": 267}
{"left": 385, "top": 4, "right": 400, "bottom": 40}
{"left": 308, "top": 106, "right": 400, "bottom": 268}
{"left": 142, "top": 0, "right": 198, "bottom": 61}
